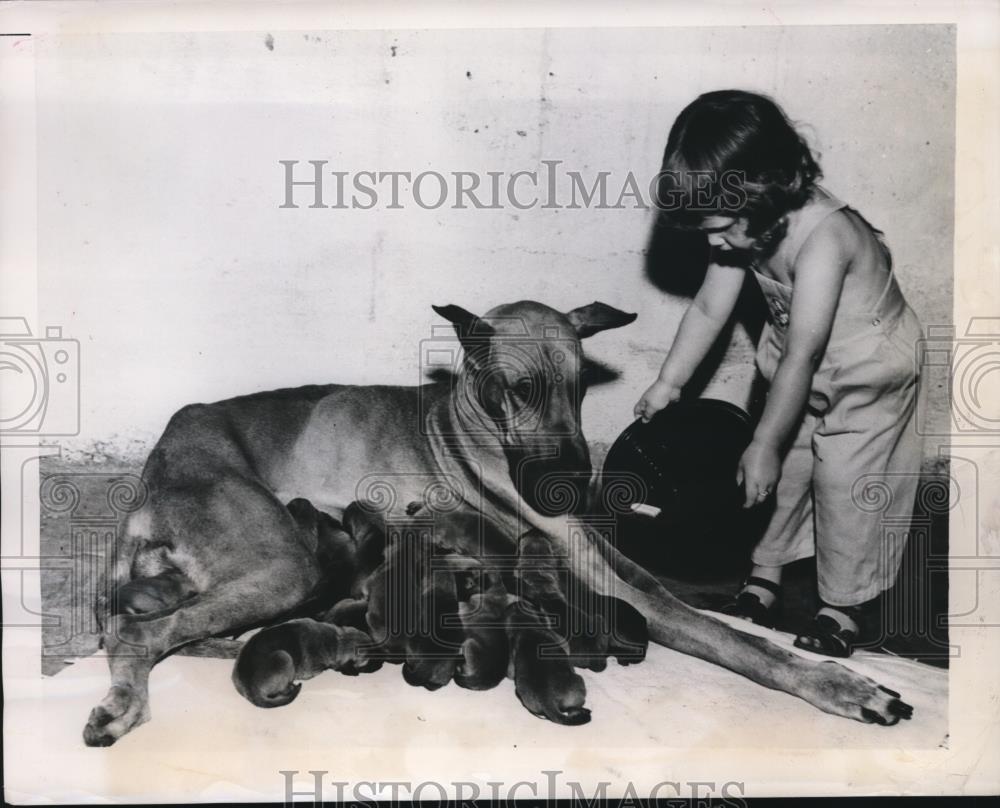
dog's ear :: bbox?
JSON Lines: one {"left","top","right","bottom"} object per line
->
{"left": 432, "top": 305, "right": 496, "bottom": 366}
{"left": 565, "top": 302, "right": 637, "bottom": 338}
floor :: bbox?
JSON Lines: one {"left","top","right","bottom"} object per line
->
{"left": 10, "top": 618, "right": 949, "bottom": 802}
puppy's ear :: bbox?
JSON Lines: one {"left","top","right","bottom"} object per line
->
{"left": 565, "top": 302, "right": 637, "bottom": 339}
{"left": 432, "top": 304, "right": 495, "bottom": 368}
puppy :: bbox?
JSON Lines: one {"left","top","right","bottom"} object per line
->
{"left": 581, "top": 595, "right": 648, "bottom": 668}
{"left": 285, "top": 497, "right": 361, "bottom": 609}
{"left": 311, "top": 597, "right": 383, "bottom": 675}
{"left": 232, "top": 498, "right": 380, "bottom": 708}
{"left": 401, "top": 500, "right": 516, "bottom": 691}
{"left": 504, "top": 597, "right": 590, "bottom": 725}
{"left": 349, "top": 505, "right": 464, "bottom": 690}
{"left": 341, "top": 500, "right": 391, "bottom": 590}
{"left": 516, "top": 529, "right": 648, "bottom": 671}
{"left": 405, "top": 499, "right": 514, "bottom": 558}
{"left": 400, "top": 547, "right": 466, "bottom": 691}
{"left": 232, "top": 618, "right": 372, "bottom": 707}
{"left": 454, "top": 570, "right": 510, "bottom": 691}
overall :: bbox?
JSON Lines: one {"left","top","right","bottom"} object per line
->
{"left": 750, "top": 194, "right": 925, "bottom": 606}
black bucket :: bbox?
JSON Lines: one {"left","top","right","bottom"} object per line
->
{"left": 601, "top": 398, "right": 764, "bottom": 575}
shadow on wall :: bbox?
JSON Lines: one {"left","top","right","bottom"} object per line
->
{"left": 642, "top": 218, "right": 767, "bottom": 409}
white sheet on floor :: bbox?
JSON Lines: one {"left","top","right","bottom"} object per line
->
{"left": 6, "top": 612, "right": 948, "bottom": 803}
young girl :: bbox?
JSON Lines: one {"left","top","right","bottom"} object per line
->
{"left": 634, "top": 90, "right": 924, "bottom": 657}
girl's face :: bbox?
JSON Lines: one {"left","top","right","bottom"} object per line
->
{"left": 699, "top": 216, "right": 756, "bottom": 251}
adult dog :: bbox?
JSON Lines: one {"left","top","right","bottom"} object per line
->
{"left": 84, "top": 300, "right": 911, "bottom": 746}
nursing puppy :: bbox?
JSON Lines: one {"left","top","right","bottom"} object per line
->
{"left": 348, "top": 501, "right": 583, "bottom": 708}
{"left": 505, "top": 597, "right": 590, "bottom": 725}
{"left": 349, "top": 505, "right": 466, "bottom": 690}
{"left": 516, "top": 529, "right": 648, "bottom": 671}
{"left": 454, "top": 569, "right": 511, "bottom": 691}
{"left": 584, "top": 596, "right": 648, "bottom": 669}
{"left": 232, "top": 499, "right": 374, "bottom": 706}
{"left": 401, "top": 546, "right": 467, "bottom": 691}
{"left": 405, "top": 499, "right": 515, "bottom": 559}
{"left": 232, "top": 618, "right": 373, "bottom": 707}
{"left": 234, "top": 498, "right": 470, "bottom": 704}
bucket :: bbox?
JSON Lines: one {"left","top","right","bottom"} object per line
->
{"left": 601, "top": 398, "right": 763, "bottom": 574}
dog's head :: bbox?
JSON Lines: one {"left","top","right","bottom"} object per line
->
{"left": 433, "top": 300, "right": 636, "bottom": 516}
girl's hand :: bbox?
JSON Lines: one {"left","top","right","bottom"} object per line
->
{"left": 633, "top": 380, "right": 682, "bottom": 422}
{"left": 737, "top": 439, "right": 782, "bottom": 508}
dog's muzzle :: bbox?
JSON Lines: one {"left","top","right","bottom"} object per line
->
{"left": 505, "top": 442, "right": 592, "bottom": 517}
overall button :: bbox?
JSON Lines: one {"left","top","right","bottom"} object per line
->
{"left": 872, "top": 317, "right": 881, "bottom": 326}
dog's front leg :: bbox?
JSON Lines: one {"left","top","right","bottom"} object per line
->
{"left": 550, "top": 518, "right": 912, "bottom": 726}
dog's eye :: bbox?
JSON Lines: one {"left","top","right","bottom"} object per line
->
{"left": 511, "top": 378, "right": 533, "bottom": 400}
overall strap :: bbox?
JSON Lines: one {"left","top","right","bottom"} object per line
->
{"left": 785, "top": 187, "right": 849, "bottom": 267}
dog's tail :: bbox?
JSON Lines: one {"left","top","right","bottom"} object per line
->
{"left": 179, "top": 637, "right": 245, "bottom": 660}
{"left": 94, "top": 506, "right": 153, "bottom": 636}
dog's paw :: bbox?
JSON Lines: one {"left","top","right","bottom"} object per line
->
{"left": 83, "top": 685, "right": 150, "bottom": 747}
{"left": 811, "top": 661, "right": 914, "bottom": 726}
{"left": 552, "top": 704, "right": 592, "bottom": 725}
{"left": 860, "top": 684, "right": 914, "bottom": 725}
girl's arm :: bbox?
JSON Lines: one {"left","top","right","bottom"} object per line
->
{"left": 635, "top": 260, "right": 745, "bottom": 421}
{"left": 738, "top": 217, "right": 851, "bottom": 506}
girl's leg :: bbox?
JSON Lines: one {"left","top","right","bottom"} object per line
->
{"left": 725, "top": 410, "right": 820, "bottom": 625}
{"left": 811, "top": 384, "right": 921, "bottom": 606}
{"left": 798, "top": 346, "right": 922, "bottom": 656}
{"left": 750, "top": 408, "right": 821, "bottom": 568}
{"left": 742, "top": 563, "right": 783, "bottom": 608}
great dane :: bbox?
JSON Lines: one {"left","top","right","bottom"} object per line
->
{"left": 84, "top": 300, "right": 911, "bottom": 746}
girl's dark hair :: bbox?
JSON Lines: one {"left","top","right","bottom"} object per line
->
{"left": 657, "top": 90, "right": 821, "bottom": 241}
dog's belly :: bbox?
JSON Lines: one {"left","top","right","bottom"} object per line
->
{"left": 274, "top": 383, "right": 448, "bottom": 515}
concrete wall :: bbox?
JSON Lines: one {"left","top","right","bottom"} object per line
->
{"left": 33, "top": 25, "right": 955, "bottom": 462}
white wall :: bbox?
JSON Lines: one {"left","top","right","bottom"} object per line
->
{"left": 33, "top": 25, "right": 954, "bottom": 460}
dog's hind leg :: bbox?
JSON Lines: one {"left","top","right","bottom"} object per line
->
{"left": 83, "top": 561, "right": 318, "bottom": 747}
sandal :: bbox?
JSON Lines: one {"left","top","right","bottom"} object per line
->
{"left": 793, "top": 605, "right": 864, "bottom": 658}
{"left": 721, "top": 576, "right": 782, "bottom": 629}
